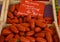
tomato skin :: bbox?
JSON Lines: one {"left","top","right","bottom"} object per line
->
{"left": 46, "top": 32, "right": 53, "bottom": 42}
{"left": 12, "top": 17, "right": 19, "bottom": 24}
{"left": 44, "top": 17, "right": 52, "bottom": 24}
{"left": 9, "top": 5, "right": 15, "bottom": 12}
{"left": 10, "top": 25, "right": 19, "bottom": 33}
{"left": 23, "top": 17, "right": 27, "bottom": 22}
{"left": 44, "top": 28, "right": 53, "bottom": 35}
{"left": 35, "top": 32, "right": 45, "bottom": 38}
{"left": 21, "top": 23, "right": 30, "bottom": 27}
{"left": 8, "top": 38, "right": 19, "bottom": 42}
{"left": 53, "top": 35, "right": 59, "bottom": 42}
{"left": 19, "top": 32, "right": 25, "bottom": 36}
{"left": 36, "top": 37, "right": 47, "bottom": 42}
{"left": 2, "top": 29, "right": 11, "bottom": 35}
{"left": 26, "top": 31, "right": 34, "bottom": 36}
{"left": 49, "top": 27, "right": 56, "bottom": 35}
{"left": 20, "top": 37, "right": 30, "bottom": 42}
{"left": 15, "top": 3, "right": 20, "bottom": 11}
{"left": 27, "top": 15, "right": 32, "bottom": 22}
{"left": 30, "top": 19, "right": 35, "bottom": 30}
{"left": 0, "top": 36, "right": 4, "bottom": 42}
{"left": 8, "top": 34, "right": 20, "bottom": 42}
{"left": 26, "top": 36, "right": 35, "bottom": 42}
{"left": 7, "top": 11, "right": 14, "bottom": 19}
{"left": 17, "top": 24, "right": 26, "bottom": 32}
{"left": 13, "top": 10, "right": 18, "bottom": 17}
{"left": 36, "top": 20, "right": 47, "bottom": 28}
{"left": 25, "top": 27, "right": 30, "bottom": 32}
{"left": 35, "top": 27, "right": 41, "bottom": 32}
{"left": 19, "top": 18, "right": 23, "bottom": 23}
{"left": 7, "top": 18, "right": 12, "bottom": 24}
{"left": 58, "top": 10, "right": 60, "bottom": 25}
{"left": 15, "top": 34, "right": 20, "bottom": 39}
{"left": 5, "top": 33, "right": 14, "bottom": 41}
{"left": 37, "top": 15, "right": 44, "bottom": 20}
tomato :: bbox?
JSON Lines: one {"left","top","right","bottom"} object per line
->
{"left": 36, "top": 37, "right": 47, "bottom": 42}
{"left": 20, "top": 37, "right": 30, "bottom": 42}
{"left": 7, "top": 18, "right": 12, "bottom": 24}
{"left": 35, "top": 32, "right": 45, "bottom": 37}
{"left": 9, "top": 5, "right": 15, "bottom": 12}
{"left": 10, "top": 25, "right": 19, "bottom": 33}
{"left": 5, "top": 33, "right": 14, "bottom": 41}
{"left": 21, "top": 23, "right": 30, "bottom": 27}
{"left": 12, "top": 17, "right": 19, "bottom": 23}
{"left": 46, "top": 32, "right": 53, "bottom": 42}
{"left": 0, "top": 36, "right": 4, "bottom": 42}
{"left": 19, "top": 32, "right": 25, "bottom": 36}
{"left": 35, "top": 27, "right": 41, "bottom": 32}
{"left": 26, "top": 36, "right": 35, "bottom": 42}
{"left": 30, "top": 19, "right": 35, "bottom": 30}
{"left": 17, "top": 24, "right": 26, "bottom": 32}
{"left": 36, "top": 20, "right": 47, "bottom": 28}
{"left": 26, "top": 31, "right": 34, "bottom": 36}
{"left": 2, "top": 28, "right": 11, "bottom": 35}
{"left": 53, "top": 35, "right": 59, "bottom": 42}
{"left": 7, "top": 11, "right": 14, "bottom": 19}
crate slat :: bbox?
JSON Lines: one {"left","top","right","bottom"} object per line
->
{"left": 0, "top": 0, "right": 6, "bottom": 21}
{"left": 0, "top": 0, "right": 20, "bottom": 4}
{"left": 3, "top": 0, "right": 9, "bottom": 24}
{"left": 52, "top": 0, "right": 60, "bottom": 40}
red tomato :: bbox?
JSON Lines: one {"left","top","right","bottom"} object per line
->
{"left": 2, "top": 29, "right": 11, "bottom": 35}
{"left": 9, "top": 5, "right": 15, "bottom": 12}
{"left": 0, "top": 36, "right": 4, "bottom": 42}
{"left": 10, "top": 25, "right": 19, "bottom": 33}
{"left": 5, "top": 33, "right": 14, "bottom": 41}
{"left": 7, "top": 11, "right": 14, "bottom": 19}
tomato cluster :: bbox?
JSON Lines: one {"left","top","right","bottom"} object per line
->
{"left": 0, "top": 0, "right": 59, "bottom": 42}
{"left": 0, "top": 23, "right": 59, "bottom": 42}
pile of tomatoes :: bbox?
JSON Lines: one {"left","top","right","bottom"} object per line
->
{"left": 0, "top": 4, "right": 59, "bottom": 41}
{"left": 0, "top": 23, "right": 59, "bottom": 42}
{"left": 0, "top": 0, "right": 59, "bottom": 42}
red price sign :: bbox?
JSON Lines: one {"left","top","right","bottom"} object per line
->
{"left": 18, "top": 1, "right": 45, "bottom": 17}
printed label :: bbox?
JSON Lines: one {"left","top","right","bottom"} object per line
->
{"left": 18, "top": 1, "right": 45, "bottom": 16}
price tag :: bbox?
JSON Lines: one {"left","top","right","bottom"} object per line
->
{"left": 18, "top": 1, "right": 45, "bottom": 17}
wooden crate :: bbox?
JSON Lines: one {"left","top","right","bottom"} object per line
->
{"left": 52, "top": 0, "right": 60, "bottom": 39}
{"left": 0, "top": 0, "right": 60, "bottom": 41}
{"left": 0, "top": 0, "right": 7, "bottom": 21}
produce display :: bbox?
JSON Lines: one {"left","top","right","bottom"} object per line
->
{"left": 7, "top": 1, "right": 46, "bottom": 24}
{"left": 7, "top": 4, "right": 53, "bottom": 24}
{"left": 0, "top": 23, "right": 59, "bottom": 42}
{"left": 0, "top": 0, "right": 59, "bottom": 42}
{"left": 6, "top": 1, "right": 53, "bottom": 24}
